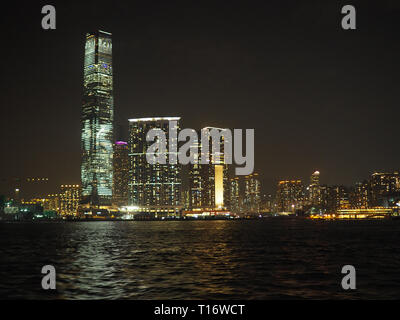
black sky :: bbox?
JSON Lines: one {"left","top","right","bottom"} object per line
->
{"left": 1, "top": 0, "right": 400, "bottom": 195}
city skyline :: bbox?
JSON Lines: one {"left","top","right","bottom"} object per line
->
{"left": 3, "top": 1, "right": 400, "bottom": 305}
{"left": 2, "top": 1, "right": 400, "bottom": 196}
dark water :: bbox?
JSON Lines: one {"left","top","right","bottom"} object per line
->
{"left": 0, "top": 220, "right": 399, "bottom": 299}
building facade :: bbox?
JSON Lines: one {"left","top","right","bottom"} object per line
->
{"left": 350, "top": 181, "right": 370, "bottom": 209}
{"left": 369, "top": 172, "right": 400, "bottom": 207}
{"left": 43, "top": 194, "right": 60, "bottom": 212}
{"left": 309, "top": 170, "right": 321, "bottom": 206}
{"left": 81, "top": 30, "right": 114, "bottom": 205}
{"left": 112, "top": 141, "right": 129, "bottom": 206}
{"left": 188, "top": 127, "right": 230, "bottom": 211}
{"left": 243, "top": 173, "right": 261, "bottom": 214}
{"left": 128, "top": 117, "right": 181, "bottom": 216}
{"left": 60, "top": 185, "right": 81, "bottom": 216}
{"left": 276, "top": 179, "right": 304, "bottom": 213}
{"left": 229, "top": 177, "right": 241, "bottom": 213}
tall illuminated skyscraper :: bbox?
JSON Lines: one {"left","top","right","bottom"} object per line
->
{"left": 128, "top": 117, "right": 181, "bottom": 216}
{"left": 309, "top": 170, "right": 320, "bottom": 206}
{"left": 188, "top": 127, "right": 230, "bottom": 210}
{"left": 81, "top": 30, "right": 114, "bottom": 205}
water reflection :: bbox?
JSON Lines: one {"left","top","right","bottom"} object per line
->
{"left": 0, "top": 220, "right": 399, "bottom": 299}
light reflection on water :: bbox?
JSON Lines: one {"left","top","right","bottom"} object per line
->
{"left": 0, "top": 220, "right": 399, "bottom": 299}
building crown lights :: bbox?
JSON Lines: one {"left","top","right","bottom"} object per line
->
{"left": 129, "top": 117, "right": 181, "bottom": 122}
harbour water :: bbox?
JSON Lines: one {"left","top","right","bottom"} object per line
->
{"left": 0, "top": 219, "right": 399, "bottom": 299}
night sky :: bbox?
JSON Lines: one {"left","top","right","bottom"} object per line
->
{"left": 1, "top": 0, "right": 400, "bottom": 195}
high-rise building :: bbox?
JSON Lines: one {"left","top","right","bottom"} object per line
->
{"left": 188, "top": 127, "right": 230, "bottom": 211}
{"left": 244, "top": 173, "right": 261, "bottom": 214}
{"left": 276, "top": 179, "right": 304, "bottom": 212}
{"left": 229, "top": 177, "right": 241, "bottom": 213}
{"left": 309, "top": 170, "right": 321, "bottom": 206}
{"left": 310, "top": 171, "right": 320, "bottom": 185}
{"left": 331, "top": 185, "right": 350, "bottom": 210}
{"left": 369, "top": 172, "right": 400, "bottom": 207}
{"left": 128, "top": 117, "right": 181, "bottom": 216}
{"left": 60, "top": 185, "right": 81, "bottom": 216}
{"left": 188, "top": 134, "right": 203, "bottom": 209}
{"left": 112, "top": 141, "right": 129, "bottom": 206}
{"left": 81, "top": 30, "right": 114, "bottom": 206}
{"left": 350, "top": 181, "right": 370, "bottom": 209}
{"left": 181, "top": 189, "right": 190, "bottom": 210}
{"left": 260, "top": 194, "right": 274, "bottom": 213}
{"left": 319, "top": 185, "right": 332, "bottom": 212}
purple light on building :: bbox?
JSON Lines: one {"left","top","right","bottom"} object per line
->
{"left": 115, "top": 141, "right": 128, "bottom": 146}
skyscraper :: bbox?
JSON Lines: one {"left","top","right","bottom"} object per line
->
{"left": 81, "top": 30, "right": 114, "bottom": 205}
{"left": 369, "top": 172, "right": 400, "bottom": 207}
{"left": 128, "top": 117, "right": 181, "bottom": 216}
{"left": 331, "top": 185, "right": 350, "bottom": 210}
{"left": 350, "top": 181, "right": 370, "bottom": 209}
{"left": 188, "top": 127, "right": 230, "bottom": 211}
{"left": 276, "top": 179, "right": 304, "bottom": 213}
{"left": 309, "top": 170, "right": 321, "bottom": 206}
{"left": 243, "top": 173, "right": 261, "bottom": 214}
{"left": 112, "top": 141, "right": 129, "bottom": 206}
{"left": 229, "top": 177, "right": 241, "bottom": 213}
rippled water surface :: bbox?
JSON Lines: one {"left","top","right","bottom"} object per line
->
{"left": 0, "top": 220, "right": 399, "bottom": 299}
